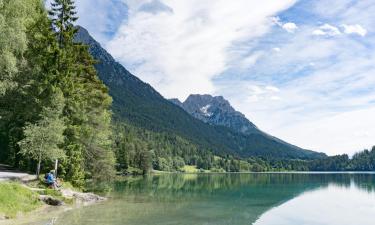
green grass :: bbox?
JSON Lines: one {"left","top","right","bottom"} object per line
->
{"left": 0, "top": 182, "right": 41, "bottom": 218}
{"left": 182, "top": 165, "right": 199, "bottom": 173}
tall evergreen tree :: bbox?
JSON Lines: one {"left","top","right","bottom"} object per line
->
{"left": 48, "top": 0, "right": 77, "bottom": 49}
{"left": 48, "top": 0, "right": 115, "bottom": 186}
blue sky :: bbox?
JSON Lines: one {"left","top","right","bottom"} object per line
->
{"left": 73, "top": 0, "right": 375, "bottom": 155}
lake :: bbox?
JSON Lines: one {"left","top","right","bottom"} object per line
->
{"left": 13, "top": 173, "right": 375, "bottom": 225}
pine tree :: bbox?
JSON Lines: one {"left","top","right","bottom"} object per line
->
{"left": 48, "top": 0, "right": 78, "bottom": 48}
{"left": 48, "top": 0, "right": 115, "bottom": 186}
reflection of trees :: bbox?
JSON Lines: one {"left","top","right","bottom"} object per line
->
{"left": 112, "top": 173, "right": 374, "bottom": 201}
{"left": 111, "top": 173, "right": 375, "bottom": 204}
{"left": 67, "top": 174, "right": 375, "bottom": 225}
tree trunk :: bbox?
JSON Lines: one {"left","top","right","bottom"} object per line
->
{"left": 54, "top": 159, "right": 58, "bottom": 178}
{"left": 36, "top": 153, "right": 42, "bottom": 178}
{"left": 36, "top": 160, "right": 41, "bottom": 178}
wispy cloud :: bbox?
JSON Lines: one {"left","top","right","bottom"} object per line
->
{"left": 215, "top": 0, "right": 375, "bottom": 155}
{"left": 272, "top": 16, "right": 298, "bottom": 33}
{"left": 106, "top": 0, "right": 296, "bottom": 99}
{"left": 76, "top": 0, "right": 375, "bottom": 155}
{"left": 74, "top": 0, "right": 128, "bottom": 44}
{"left": 342, "top": 24, "right": 367, "bottom": 36}
{"left": 312, "top": 24, "right": 341, "bottom": 37}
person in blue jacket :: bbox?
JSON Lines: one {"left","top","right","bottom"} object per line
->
{"left": 46, "top": 170, "right": 58, "bottom": 189}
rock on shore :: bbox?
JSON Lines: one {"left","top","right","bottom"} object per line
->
{"left": 61, "top": 189, "right": 106, "bottom": 206}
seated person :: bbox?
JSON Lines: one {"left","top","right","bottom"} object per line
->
{"left": 45, "top": 170, "right": 59, "bottom": 189}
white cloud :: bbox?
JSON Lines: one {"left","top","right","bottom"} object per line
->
{"left": 275, "top": 107, "right": 375, "bottom": 156}
{"left": 107, "top": 0, "right": 297, "bottom": 100}
{"left": 240, "top": 51, "right": 264, "bottom": 69}
{"left": 342, "top": 24, "right": 367, "bottom": 36}
{"left": 312, "top": 23, "right": 341, "bottom": 37}
{"left": 214, "top": 1, "right": 375, "bottom": 155}
{"left": 77, "top": 0, "right": 375, "bottom": 155}
{"left": 282, "top": 22, "right": 298, "bottom": 33}
{"left": 73, "top": 0, "right": 128, "bottom": 44}
{"left": 266, "top": 86, "right": 280, "bottom": 92}
{"left": 270, "top": 96, "right": 281, "bottom": 101}
{"left": 271, "top": 16, "right": 283, "bottom": 26}
{"left": 272, "top": 16, "right": 298, "bottom": 33}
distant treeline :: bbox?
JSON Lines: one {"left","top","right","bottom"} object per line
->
{"left": 114, "top": 122, "right": 375, "bottom": 173}
{"left": 267, "top": 146, "right": 375, "bottom": 171}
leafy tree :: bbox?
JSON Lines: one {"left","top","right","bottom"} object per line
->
{"left": 0, "top": 0, "right": 38, "bottom": 95}
{"left": 18, "top": 91, "right": 66, "bottom": 177}
{"left": 0, "top": 0, "right": 53, "bottom": 167}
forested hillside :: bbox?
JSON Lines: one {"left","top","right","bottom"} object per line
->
{"left": 74, "top": 27, "right": 326, "bottom": 161}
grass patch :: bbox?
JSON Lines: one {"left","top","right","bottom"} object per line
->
{"left": 0, "top": 182, "right": 41, "bottom": 218}
{"left": 182, "top": 165, "right": 199, "bottom": 173}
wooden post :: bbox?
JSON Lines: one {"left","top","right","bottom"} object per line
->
{"left": 54, "top": 159, "right": 58, "bottom": 178}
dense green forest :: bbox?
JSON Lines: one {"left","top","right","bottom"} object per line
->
{"left": 1, "top": 0, "right": 374, "bottom": 188}
{"left": 113, "top": 122, "right": 277, "bottom": 174}
{"left": 0, "top": 0, "right": 114, "bottom": 187}
{"left": 266, "top": 146, "right": 375, "bottom": 171}
{"left": 113, "top": 122, "right": 375, "bottom": 173}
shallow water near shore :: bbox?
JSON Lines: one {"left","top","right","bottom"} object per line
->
{"left": 8, "top": 173, "right": 375, "bottom": 225}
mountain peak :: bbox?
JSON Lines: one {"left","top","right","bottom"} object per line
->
{"left": 172, "top": 94, "right": 258, "bottom": 134}
{"left": 169, "top": 98, "right": 183, "bottom": 107}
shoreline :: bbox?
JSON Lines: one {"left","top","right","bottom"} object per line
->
{"left": 151, "top": 170, "right": 375, "bottom": 175}
{"left": 3, "top": 171, "right": 375, "bottom": 224}
{"left": 0, "top": 180, "right": 106, "bottom": 225}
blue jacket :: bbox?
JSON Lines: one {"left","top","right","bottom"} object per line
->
{"left": 47, "top": 173, "right": 55, "bottom": 184}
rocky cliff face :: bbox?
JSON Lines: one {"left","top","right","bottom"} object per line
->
{"left": 171, "top": 94, "right": 259, "bottom": 135}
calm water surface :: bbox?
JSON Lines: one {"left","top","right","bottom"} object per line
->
{"left": 15, "top": 173, "right": 375, "bottom": 225}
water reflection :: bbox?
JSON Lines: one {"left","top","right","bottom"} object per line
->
{"left": 6, "top": 173, "right": 375, "bottom": 225}
{"left": 254, "top": 182, "right": 375, "bottom": 225}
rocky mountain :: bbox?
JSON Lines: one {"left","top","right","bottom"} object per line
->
{"left": 170, "top": 94, "right": 316, "bottom": 158}
{"left": 74, "top": 26, "right": 326, "bottom": 160}
{"left": 173, "top": 94, "right": 259, "bottom": 135}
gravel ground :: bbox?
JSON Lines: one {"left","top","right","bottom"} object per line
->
{"left": 0, "top": 171, "right": 36, "bottom": 182}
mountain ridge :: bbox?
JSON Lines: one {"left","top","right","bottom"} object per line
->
{"left": 172, "top": 94, "right": 259, "bottom": 135}
{"left": 74, "top": 26, "right": 326, "bottom": 160}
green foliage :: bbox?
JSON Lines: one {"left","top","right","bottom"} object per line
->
{"left": 0, "top": 0, "right": 39, "bottom": 95}
{"left": 348, "top": 146, "right": 375, "bottom": 171}
{"left": 0, "top": 0, "right": 115, "bottom": 187}
{"left": 46, "top": 0, "right": 115, "bottom": 186}
{"left": 49, "top": 0, "right": 77, "bottom": 50}
{"left": 0, "top": 182, "right": 41, "bottom": 218}
{"left": 18, "top": 91, "right": 66, "bottom": 175}
{"left": 114, "top": 122, "right": 215, "bottom": 173}
{"left": 262, "top": 146, "right": 375, "bottom": 172}
{"left": 113, "top": 122, "right": 279, "bottom": 173}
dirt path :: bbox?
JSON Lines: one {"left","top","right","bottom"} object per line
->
{"left": 0, "top": 164, "right": 36, "bottom": 182}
